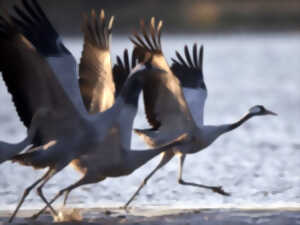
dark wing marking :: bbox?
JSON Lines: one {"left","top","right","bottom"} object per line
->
{"left": 171, "top": 44, "right": 207, "bottom": 126}
{"left": 79, "top": 9, "right": 115, "bottom": 113}
{"left": 11, "top": 0, "right": 86, "bottom": 114}
{"left": 131, "top": 18, "right": 194, "bottom": 132}
{"left": 112, "top": 49, "right": 137, "bottom": 97}
{"left": 130, "top": 17, "right": 168, "bottom": 69}
{"left": 11, "top": 0, "right": 68, "bottom": 56}
{"left": 0, "top": 13, "right": 79, "bottom": 130}
{"left": 0, "top": 13, "right": 31, "bottom": 127}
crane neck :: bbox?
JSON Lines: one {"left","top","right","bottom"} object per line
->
{"left": 196, "top": 113, "right": 254, "bottom": 150}
{"left": 118, "top": 75, "right": 143, "bottom": 108}
{"left": 225, "top": 113, "right": 253, "bottom": 132}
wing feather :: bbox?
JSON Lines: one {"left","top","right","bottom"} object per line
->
{"left": 131, "top": 19, "right": 194, "bottom": 132}
{"left": 79, "top": 9, "right": 115, "bottom": 113}
{"left": 0, "top": 14, "right": 78, "bottom": 129}
{"left": 112, "top": 49, "right": 137, "bottom": 97}
{"left": 171, "top": 44, "right": 207, "bottom": 126}
{"left": 11, "top": 0, "right": 86, "bottom": 114}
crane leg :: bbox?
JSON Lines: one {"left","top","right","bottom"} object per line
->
{"left": 177, "top": 154, "right": 230, "bottom": 196}
{"left": 8, "top": 168, "right": 52, "bottom": 223}
{"left": 36, "top": 169, "right": 59, "bottom": 217}
{"left": 62, "top": 175, "right": 105, "bottom": 206}
{"left": 124, "top": 150, "right": 175, "bottom": 209}
{"left": 31, "top": 176, "right": 93, "bottom": 220}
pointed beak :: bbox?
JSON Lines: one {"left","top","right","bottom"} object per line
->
{"left": 265, "top": 110, "right": 277, "bottom": 116}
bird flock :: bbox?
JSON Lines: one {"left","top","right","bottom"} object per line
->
{"left": 0, "top": 0, "right": 277, "bottom": 223}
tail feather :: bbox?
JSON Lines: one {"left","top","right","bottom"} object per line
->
{"left": 134, "top": 128, "right": 160, "bottom": 147}
{"left": 12, "top": 150, "right": 38, "bottom": 164}
{"left": 127, "top": 133, "right": 188, "bottom": 173}
{"left": 11, "top": 148, "right": 46, "bottom": 169}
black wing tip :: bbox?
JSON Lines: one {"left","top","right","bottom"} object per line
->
{"left": 130, "top": 17, "right": 163, "bottom": 55}
{"left": 0, "top": 13, "right": 18, "bottom": 39}
{"left": 113, "top": 49, "right": 137, "bottom": 96}
{"left": 173, "top": 43, "right": 204, "bottom": 70}
{"left": 10, "top": 0, "right": 68, "bottom": 56}
{"left": 114, "top": 48, "right": 137, "bottom": 74}
{"left": 13, "top": 0, "right": 53, "bottom": 30}
{"left": 82, "top": 9, "right": 114, "bottom": 49}
{"left": 171, "top": 43, "right": 207, "bottom": 90}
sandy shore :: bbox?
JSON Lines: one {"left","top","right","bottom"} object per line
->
{"left": 0, "top": 206, "right": 300, "bottom": 225}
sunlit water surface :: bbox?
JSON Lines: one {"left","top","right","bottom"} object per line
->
{"left": 0, "top": 33, "right": 299, "bottom": 209}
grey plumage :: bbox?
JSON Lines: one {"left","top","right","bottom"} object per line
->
{"left": 125, "top": 18, "right": 277, "bottom": 208}
{"left": 79, "top": 10, "right": 115, "bottom": 113}
{"left": 31, "top": 35, "right": 186, "bottom": 219}
{"left": 0, "top": 2, "right": 187, "bottom": 222}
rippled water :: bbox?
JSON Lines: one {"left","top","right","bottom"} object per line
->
{"left": 0, "top": 33, "right": 299, "bottom": 209}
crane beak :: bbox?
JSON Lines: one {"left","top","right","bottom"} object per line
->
{"left": 265, "top": 109, "right": 277, "bottom": 116}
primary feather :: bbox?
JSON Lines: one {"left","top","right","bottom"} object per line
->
{"left": 171, "top": 44, "right": 207, "bottom": 126}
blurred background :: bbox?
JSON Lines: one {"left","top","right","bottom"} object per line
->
{"left": 1, "top": 0, "right": 300, "bottom": 35}
{"left": 0, "top": 0, "right": 299, "bottom": 209}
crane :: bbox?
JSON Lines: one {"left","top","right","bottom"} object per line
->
{"left": 0, "top": 1, "right": 186, "bottom": 222}
{"left": 125, "top": 18, "right": 277, "bottom": 208}
{"left": 29, "top": 10, "right": 185, "bottom": 219}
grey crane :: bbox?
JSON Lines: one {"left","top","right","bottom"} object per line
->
{"left": 29, "top": 10, "right": 184, "bottom": 219}
{"left": 0, "top": 1, "right": 186, "bottom": 222}
{"left": 125, "top": 18, "right": 277, "bottom": 207}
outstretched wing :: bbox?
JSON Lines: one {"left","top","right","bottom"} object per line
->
{"left": 79, "top": 10, "right": 115, "bottom": 113}
{"left": 171, "top": 44, "right": 207, "bottom": 126}
{"left": 130, "top": 18, "right": 194, "bottom": 132}
{"left": 112, "top": 49, "right": 137, "bottom": 97}
{"left": 0, "top": 14, "right": 78, "bottom": 128}
{"left": 11, "top": 0, "right": 86, "bottom": 114}
{"left": 130, "top": 17, "right": 170, "bottom": 72}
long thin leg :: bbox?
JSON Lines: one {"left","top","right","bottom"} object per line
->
{"left": 177, "top": 154, "right": 230, "bottom": 196}
{"left": 8, "top": 168, "right": 52, "bottom": 223}
{"left": 124, "top": 151, "right": 175, "bottom": 209}
{"left": 31, "top": 177, "right": 89, "bottom": 220}
{"left": 36, "top": 169, "right": 58, "bottom": 217}
{"left": 63, "top": 189, "right": 71, "bottom": 206}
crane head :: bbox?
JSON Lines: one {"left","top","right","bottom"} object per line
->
{"left": 249, "top": 105, "right": 277, "bottom": 116}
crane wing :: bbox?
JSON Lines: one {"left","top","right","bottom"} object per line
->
{"left": 11, "top": 0, "right": 86, "bottom": 114}
{"left": 130, "top": 18, "right": 194, "bottom": 132}
{"left": 69, "top": 49, "right": 137, "bottom": 174}
{"left": 112, "top": 50, "right": 137, "bottom": 151}
{"left": 79, "top": 10, "right": 115, "bottom": 113}
{"left": 112, "top": 49, "right": 137, "bottom": 97}
{"left": 0, "top": 15, "right": 79, "bottom": 129}
{"left": 171, "top": 44, "right": 207, "bottom": 126}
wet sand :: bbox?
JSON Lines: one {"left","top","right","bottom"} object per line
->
{"left": 1, "top": 206, "right": 300, "bottom": 225}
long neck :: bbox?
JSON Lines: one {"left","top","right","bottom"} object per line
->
{"left": 0, "top": 137, "right": 31, "bottom": 163}
{"left": 118, "top": 75, "right": 143, "bottom": 108}
{"left": 198, "top": 113, "right": 254, "bottom": 150}
{"left": 225, "top": 113, "right": 253, "bottom": 132}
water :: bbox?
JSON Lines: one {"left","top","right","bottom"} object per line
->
{"left": 0, "top": 33, "right": 299, "bottom": 209}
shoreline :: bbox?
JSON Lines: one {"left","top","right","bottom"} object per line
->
{"left": 1, "top": 206, "right": 300, "bottom": 225}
